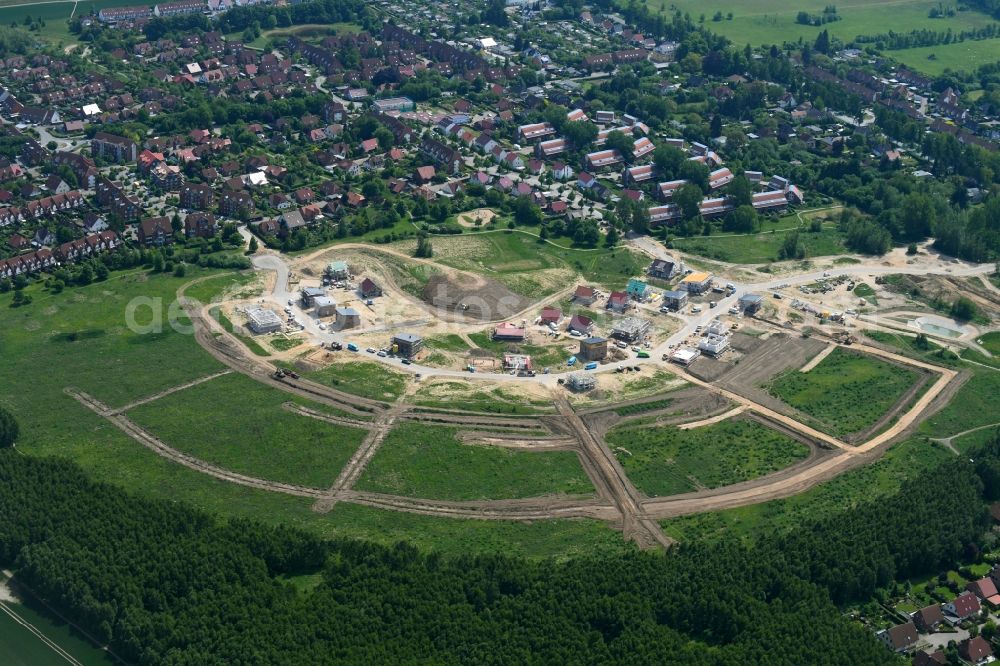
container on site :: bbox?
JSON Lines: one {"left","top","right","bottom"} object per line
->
{"left": 584, "top": 361, "right": 598, "bottom": 370}
{"left": 347, "top": 342, "right": 359, "bottom": 351}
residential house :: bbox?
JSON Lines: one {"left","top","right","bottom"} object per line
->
{"left": 912, "top": 605, "right": 944, "bottom": 633}
{"left": 180, "top": 183, "right": 213, "bottom": 210}
{"left": 219, "top": 190, "right": 254, "bottom": 218}
{"left": 958, "top": 636, "right": 993, "bottom": 665}
{"left": 184, "top": 212, "right": 218, "bottom": 238}
{"left": 573, "top": 285, "right": 596, "bottom": 305}
{"left": 877, "top": 622, "right": 917, "bottom": 653}
{"left": 944, "top": 591, "right": 981, "bottom": 623}
{"left": 708, "top": 167, "right": 734, "bottom": 189}
{"left": 138, "top": 216, "right": 173, "bottom": 246}
{"left": 568, "top": 314, "right": 594, "bottom": 335}
{"left": 606, "top": 291, "right": 629, "bottom": 313}
{"left": 360, "top": 277, "right": 382, "bottom": 299}
{"left": 648, "top": 259, "right": 677, "bottom": 280}
{"left": 92, "top": 132, "right": 138, "bottom": 162}
{"left": 967, "top": 578, "right": 1000, "bottom": 608}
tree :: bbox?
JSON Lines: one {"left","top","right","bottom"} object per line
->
{"left": 951, "top": 297, "right": 977, "bottom": 321}
{"left": 10, "top": 289, "right": 30, "bottom": 307}
{"left": 605, "top": 130, "right": 632, "bottom": 160}
{"left": 814, "top": 29, "right": 830, "bottom": 54}
{"left": 173, "top": 263, "right": 186, "bottom": 278}
{"left": 710, "top": 114, "right": 723, "bottom": 138}
{"left": 247, "top": 236, "right": 259, "bottom": 254}
{"left": 605, "top": 226, "right": 619, "bottom": 247}
{"left": 674, "top": 183, "right": 703, "bottom": 220}
{"left": 0, "top": 405, "right": 17, "bottom": 448}
{"left": 653, "top": 145, "right": 687, "bottom": 180}
{"left": 728, "top": 175, "right": 753, "bottom": 207}
{"left": 414, "top": 235, "right": 433, "bottom": 258}
{"left": 678, "top": 160, "right": 710, "bottom": 192}
{"left": 562, "top": 120, "right": 598, "bottom": 148}
{"left": 778, "top": 230, "right": 806, "bottom": 260}
{"left": 513, "top": 196, "right": 543, "bottom": 227}
{"left": 724, "top": 205, "right": 758, "bottom": 233}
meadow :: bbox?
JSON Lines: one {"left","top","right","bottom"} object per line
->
{"left": 767, "top": 347, "right": 919, "bottom": 438}
{"left": 889, "top": 38, "right": 1000, "bottom": 76}
{"left": 657, "top": 0, "right": 997, "bottom": 47}
{"left": 356, "top": 423, "right": 595, "bottom": 500}
{"left": 128, "top": 372, "right": 369, "bottom": 488}
{"left": 605, "top": 418, "right": 810, "bottom": 497}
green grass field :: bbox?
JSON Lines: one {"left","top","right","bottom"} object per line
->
{"left": 247, "top": 21, "right": 362, "bottom": 49}
{"left": 183, "top": 271, "right": 258, "bottom": 305}
{"left": 767, "top": 347, "right": 919, "bottom": 438}
{"left": 853, "top": 282, "right": 877, "bottom": 304}
{"left": 606, "top": 418, "right": 810, "bottom": 497}
{"left": 660, "top": 433, "right": 953, "bottom": 543}
{"left": 889, "top": 38, "right": 1000, "bottom": 76}
{"left": 977, "top": 331, "right": 1000, "bottom": 356}
{"left": 672, "top": 215, "right": 846, "bottom": 264}
{"left": 128, "top": 373, "right": 368, "bottom": 488}
{"left": 306, "top": 360, "right": 407, "bottom": 403}
{"left": 356, "top": 423, "right": 594, "bottom": 500}
{"left": 658, "top": 0, "right": 996, "bottom": 47}
{"left": 427, "top": 231, "right": 649, "bottom": 296}
{"left": 467, "top": 330, "right": 574, "bottom": 368}
{"left": 412, "top": 381, "right": 555, "bottom": 414}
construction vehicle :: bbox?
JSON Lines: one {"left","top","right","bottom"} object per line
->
{"left": 834, "top": 332, "right": 856, "bottom": 345}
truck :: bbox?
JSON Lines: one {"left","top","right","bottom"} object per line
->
{"left": 584, "top": 361, "right": 598, "bottom": 370}
{"left": 346, "top": 342, "right": 359, "bottom": 352}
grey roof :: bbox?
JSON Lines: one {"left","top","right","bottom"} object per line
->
{"left": 302, "top": 287, "right": 326, "bottom": 297}
{"left": 313, "top": 296, "right": 336, "bottom": 307}
{"left": 393, "top": 333, "right": 422, "bottom": 343}
{"left": 336, "top": 307, "right": 359, "bottom": 316}
{"left": 663, "top": 290, "right": 688, "bottom": 299}
{"left": 582, "top": 336, "right": 606, "bottom": 344}
{"left": 739, "top": 293, "right": 764, "bottom": 303}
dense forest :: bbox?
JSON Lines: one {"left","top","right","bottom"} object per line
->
{"left": 0, "top": 430, "right": 996, "bottom": 664}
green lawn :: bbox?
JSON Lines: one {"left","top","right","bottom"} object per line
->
{"left": 128, "top": 373, "right": 367, "bottom": 488}
{"left": 767, "top": 347, "right": 919, "bottom": 438}
{"left": 890, "top": 38, "right": 1000, "bottom": 76}
{"left": 356, "top": 423, "right": 594, "bottom": 500}
{"left": 605, "top": 418, "right": 810, "bottom": 497}
{"left": 673, "top": 224, "right": 846, "bottom": 264}
{"left": 658, "top": 0, "right": 996, "bottom": 47}
{"left": 306, "top": 360, "right": 407, "bottom": 403}
{"left": 247, "top": 21, "right": 362, "bottom": 49}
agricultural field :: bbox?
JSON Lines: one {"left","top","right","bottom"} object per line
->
{"left": 605, "top": 418, "right": 811, "bottom": 497}
{"left": 766, "top": 347, "right": 919, "bottom": 438}
{"left": 306, "top": 360, "right": 408, "bottom": 402}
{"left": 128, "top": 373, "right": 368, "bottom": 488}
{"left": 657, "top": 0, "right": 996, "bottom": 47}
{"left": 889, "top": 38, "right": 1000, "bottom": 76}
{"left": 355, "top": 423, "right": 594, "bottom": 500}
